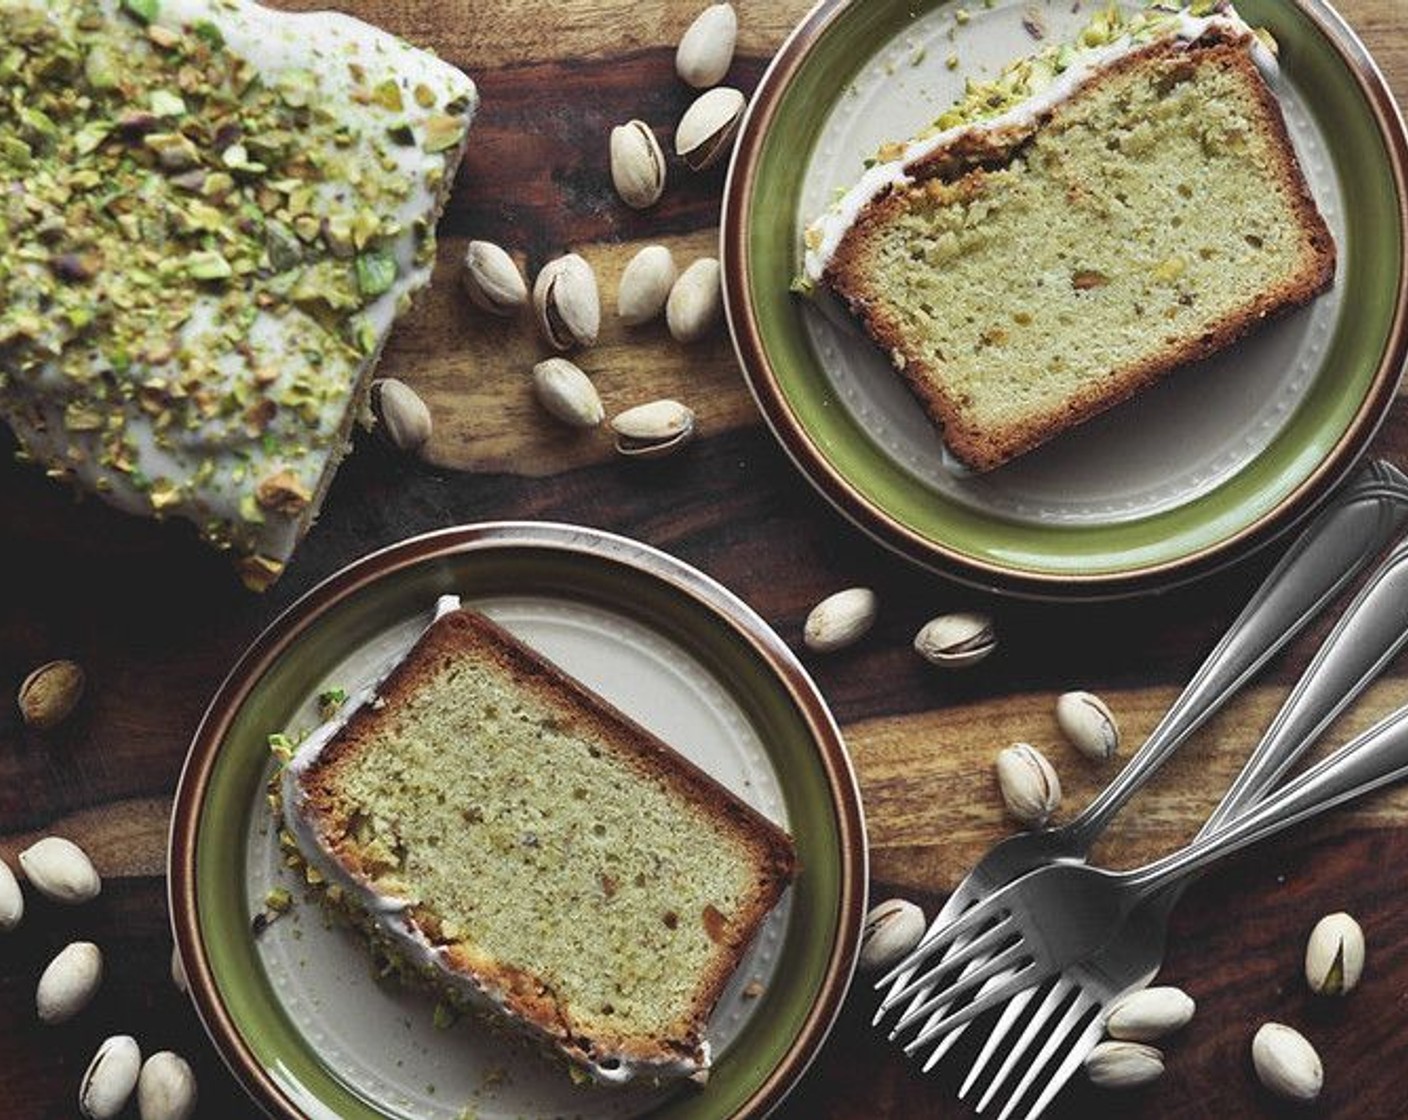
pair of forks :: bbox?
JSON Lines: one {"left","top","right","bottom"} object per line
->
{"left": 875, "top": 459, "right": 1408, "bottom": 1118}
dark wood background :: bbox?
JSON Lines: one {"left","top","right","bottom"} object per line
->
{"left": 2, "top": 0, "right": 1407, "bottom": 1116}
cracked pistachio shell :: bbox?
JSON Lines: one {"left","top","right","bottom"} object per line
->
{"left": 666, "top": 257, "right": 723, "bottom": 343}
{"left": 609, "top": 120, "right": 666, "bottom": 210}
{"left": 1084, "top": 1040, "right": 1165, "bottom": 1089}
{"left": 37, "top": 941, "right": 103, "bottom": 1025}
{"left": 611, "top": 399, "right": 696, "bottom": 459}
{"left": 369, "top": 378, "right": 432, "bottom": 453}
{"left": 137, "top": 1051, "right": 198, "bottom": 1120}
{"left": 534, "top": 253, "right": 601, "bottom": 350}
{"left": 80, "top": 1035, "right": 141, "bottom": 1120}
{"left": 0, "top": 856, "right": 22, "bottom": 931}
{"left": 995, "top": 743, "right": 1061, "bottom": 828}
{"left": 675, "top": 86, "right": 746, "bottom": 171}
{"left": 1304, "top": 911, "right": 1365, "bottom": 997}
{"left": 1252, "top": 1022, "right": 1323, "bottom": 1103}
{"left": 1056, "top": 690, "right": 1121, "bottom": 762}
{"left": 803, "top": 587, "right": 878, "bottom": 653}
{"left": 859, "top": 898, "right": 925, "bottom": 973}
{"left": 461, "top": 240, "right": 528, "bottom": 315}
{"left": 1104, "top": 986, "right": 1196, "bottom": 1042}
{"left": 675, "top": 2, "right": 738, "bottom": 88}
{"left": 675, "top": 1, "right": 743, "bottom": 88}
{"left": 18, "top": 659, "right": 85, "bottom": 730}
{"left": 19, "top": 835, "right": 101, "bottom": 904}
{"left": 532, "top": 358, "right": 605, "bottom": 429}
{"left": 617, "top": 245, "right": 678, "bottom": 326}
{"left": 913, "top": 612, "right": 996, "bottom": 669}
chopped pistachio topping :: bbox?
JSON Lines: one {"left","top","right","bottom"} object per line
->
{"left": 0, "top": 0, "right": 473, "bottom": 577}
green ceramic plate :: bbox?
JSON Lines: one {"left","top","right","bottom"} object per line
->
{"left": 169, "top": 523, "right": 866, "bottom": 1120}
{"left": 723, "top": 0, "right": 1408, "bottom": 598}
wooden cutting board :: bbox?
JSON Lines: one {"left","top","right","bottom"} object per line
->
{"left": 1, "top": 1, "right": 1406, "bottom": 1118}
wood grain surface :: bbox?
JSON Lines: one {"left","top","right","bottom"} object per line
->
{"left": 2, "top": 1, "right": 1407, "bottom": 1117}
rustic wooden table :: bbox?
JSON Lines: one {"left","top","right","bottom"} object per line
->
{"left": 2, "top": 0, "right": 1407, "bottom": 1116}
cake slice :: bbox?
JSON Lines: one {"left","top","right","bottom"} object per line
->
{"left": 803, "top": 3, "right": 1335, "bottom": 471}
{"left": 0, "top": 0, "right": 477, "bottom": 587}
{"left": 278, "top": 600, "right": 798, "bottom": 1084}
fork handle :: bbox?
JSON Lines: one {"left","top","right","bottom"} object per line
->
{"left": 1065, "top": 460, "right": 1408, "bottom": 852}
{"left": 1198, "top": 531, "right": 1408, "bottom": 838}
{"left": 1126, "top": 701, "right": 1408, "bottom": 902}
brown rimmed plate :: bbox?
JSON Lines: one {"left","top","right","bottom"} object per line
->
{"left": 722, "top": 0, "right": 1408, "bottom": 599}
{"left": 169, "top": 522, "right": 865, "bottom": 1120}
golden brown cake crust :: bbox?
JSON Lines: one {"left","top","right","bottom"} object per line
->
{"left": 294, "top": 607, "right": 798, "bottom": 1078}
{"left": 823, "top": 32, "right": 1337, "bottom": 471}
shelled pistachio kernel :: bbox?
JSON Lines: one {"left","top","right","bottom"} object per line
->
{"left": 1304, "top": 911, "right": 1365, "bottom": 996}
{"left": 18, "top": 659, "right": 85, "bottom": 730}
{"left": 995, "top": 742, "right": 1061, "bottom": 828}
{"left": 803, "top": 587, "right": 878, "bottom": 653}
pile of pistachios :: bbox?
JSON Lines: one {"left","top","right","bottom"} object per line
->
{"left": 2, "top": 833, "right": 197, "bottom": 1120}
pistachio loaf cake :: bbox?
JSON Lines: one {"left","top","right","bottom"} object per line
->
{"left": 279, "top": 599, "right": 798, "bottom": 1084}
{"left": 0, "top": 0, "right": 477, "bottom": 588}
{"left": 802, "top": 2, "right": 1336, "bottom": 471}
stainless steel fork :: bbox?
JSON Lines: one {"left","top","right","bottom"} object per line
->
{"left": 878, "top": 459, "right": 1408, "bottom": 1039}
{"left": 883, "top": 524, "right": 1408, "bottom": 1037}
{"left": 881, "top": 695, "right": 1408, "bottom": 1118}
{"left": 949, "top": 529, "right": 1408, "bottom": 1119}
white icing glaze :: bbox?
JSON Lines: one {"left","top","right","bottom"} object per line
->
{"left": 0, "top": 0, "right": 478, "bottom": 579}
{"left": 802, "top": 6, "right": 1275, "bottom": 280}
{"left": 280, "top": 595, "right": 709, "bottom": 1085}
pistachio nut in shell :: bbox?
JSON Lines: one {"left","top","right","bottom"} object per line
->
{"left": 0, "top": 856, "right": 22, "bottom": 931}
{"left": 80, "top": 1035, "right": 141, "bottom": 1120}
{"left": 1251, "top": 1022, "right": 1323, "bottom": 1102}
{"left": 461, "top": 240, "right": 527, "bottom": 315}
{"left": 1055, "top": 690, "right": 1120, "bottom": 762}
{"left": 534, "top": 253, "right": 601, "bottom": 350}
{"left": 18, "top": 659, "right": 85, "bottom": 730}
{"left": 1084, "top": 1040, "right": 1165, "bottom": 1089}
{"left": 609, "top": 120, "right": 666, "bottom": 210}
{"left": 369, "top": 378, "right": 432, "bottom": 454}
{"left": 617, "top": 244, "right": 677, "bottom": 326}
{"left": 37, "top": 940, "right": 103, "bottom": 1025}
{"left": 1304, "top": 911, "right": 1365, "bottom": 996}
{"left": 666, "top": 257, "right": 723, "bottom": 343}
{"left": 675, "top": 2, "right": 738, "bottom": 88}
{"left": 532, "top": 358, "right": 605, "bottom": 429}
{"left": 137, "top": 1051, "right": 198, "bottom": 1120}
{"left": 19, "top": 835, "right": 101, "bottom": 904}
{"left": 913, "top": 611, "right": 996, "bottom": 669}
{"left": 995, "top": 742, "right": 1061, "bottom": 828}
{"left": 675, "top": 86, "right": 746, "bottom": 171}
{"left": 858, "top": 898, "right": 925, "bottom": 973}
{"left": 611, "top": 399, "right": 697, "bottom": 459}
{"left": 1104, "top": 986, "right": 1196, "bottom": 1042}
{"left": 803, "top": 587, "right": 878, "bottom": 653}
